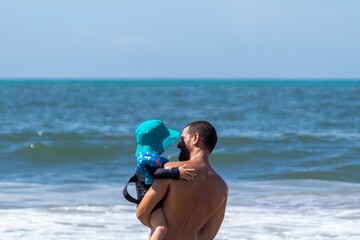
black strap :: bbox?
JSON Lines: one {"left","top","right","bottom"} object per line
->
{"left": 123, "top": 174, "right": 141, "bottom": 204}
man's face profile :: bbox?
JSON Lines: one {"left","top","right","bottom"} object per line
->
{"left": 178, "top": 127, "right": 191, "bottom": 161}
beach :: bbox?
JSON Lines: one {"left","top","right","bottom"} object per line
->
{"left": 1, "top": 79, "right": 360, "bottom": 239}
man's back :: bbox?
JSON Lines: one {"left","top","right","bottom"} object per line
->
{"left": 163, "top": 160, "right": 228, "bottom": 240}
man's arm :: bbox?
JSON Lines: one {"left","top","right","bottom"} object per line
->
{"left": 198, "top": 197, "right": 227, "bottom": 240}
{"left": 136, "top": 178, "right": 171, "bottom": 227}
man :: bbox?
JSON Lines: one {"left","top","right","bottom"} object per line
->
{"left": 136, "top": 121, "right": 228, "bottom": 240}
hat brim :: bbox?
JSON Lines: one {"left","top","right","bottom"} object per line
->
{"left": 135, "top": 128, "right": 180, "bottom": 157}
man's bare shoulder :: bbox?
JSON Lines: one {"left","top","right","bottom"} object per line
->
{"left": 211, "top": 172, "right": 228, "bottom": 199}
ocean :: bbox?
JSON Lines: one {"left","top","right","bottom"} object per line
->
{"left": 0, "top": 79, "right": 359, "bottom": 239}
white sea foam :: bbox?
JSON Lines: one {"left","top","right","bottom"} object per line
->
{"left": 1, "top": 180, "right": 360, "bottom": 240}
{"left": 0, "top": 205, "right": 148, "bottom": 240}
{"left": 219, "top": 180, "right": 360, "bottom": 240}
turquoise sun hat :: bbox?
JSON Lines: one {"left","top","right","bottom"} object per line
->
{"left": 134, "top": 120, "right": 180, "bottom": 157}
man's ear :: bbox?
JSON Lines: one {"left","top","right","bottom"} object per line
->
{"left": 192, "top": 132, "right": 200, "bottom": 144}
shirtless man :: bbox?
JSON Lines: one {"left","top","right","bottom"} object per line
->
{"left": 136, "top": 121, "right": 228, "bottom": 240}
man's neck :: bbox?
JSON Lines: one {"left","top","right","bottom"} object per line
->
{"left": 189, "top": 149, "right": 210, "bottom": 164}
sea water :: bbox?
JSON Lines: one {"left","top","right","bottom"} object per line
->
{"left": 0, "top": 79, "right": 360, "bottom": 239}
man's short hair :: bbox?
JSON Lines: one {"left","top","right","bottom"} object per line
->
{"left": 186, "top": 121, "right": 217, "bottom": 153}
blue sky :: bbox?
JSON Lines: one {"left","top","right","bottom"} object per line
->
{"left": 1, "top": 0, "right": 359, "bottom": 79}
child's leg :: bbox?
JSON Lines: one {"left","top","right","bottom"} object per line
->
{"left": 149, "top": 207, "right": 167, "bottom": 240}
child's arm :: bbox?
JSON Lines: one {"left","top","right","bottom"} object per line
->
{"left": 153, "top": 167, "right": 180, "bottom": 180}
{"left": 153, "top": 164, "right": 195, "bottom": 181}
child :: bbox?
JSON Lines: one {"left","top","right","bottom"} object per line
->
{"left": 123, "top": 120, "right": 195, "bottom": 240}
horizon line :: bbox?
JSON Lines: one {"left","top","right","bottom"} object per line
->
{"left": 1, "top": 77, "right": 360, "bottom": 81}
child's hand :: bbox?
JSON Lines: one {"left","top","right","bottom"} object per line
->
{"left": 179, "top": 164, "right": 196, "bottom": 181}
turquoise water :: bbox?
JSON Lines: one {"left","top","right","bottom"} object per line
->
{"left": 1, "top": 79, "right": 360, "bottom": 239}
{"left": 1, "top": 79, "right": 359, "bottom": 184}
